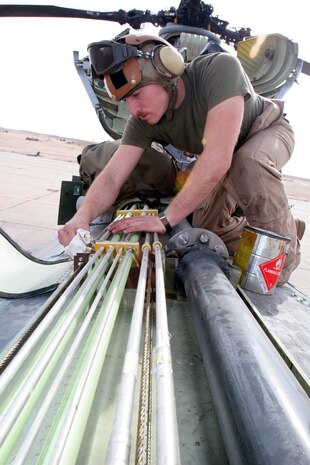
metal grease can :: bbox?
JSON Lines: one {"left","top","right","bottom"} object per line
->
{"left": 233, "top": 226, "right": 291, "bottom": 294}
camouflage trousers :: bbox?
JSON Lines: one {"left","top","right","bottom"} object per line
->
{"left": 192, "top": 99, "right": 300, "bottom": 284}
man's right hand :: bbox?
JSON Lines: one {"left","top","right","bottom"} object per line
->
{"left": 58, "top": 219, "right": 89, "bottom": 247}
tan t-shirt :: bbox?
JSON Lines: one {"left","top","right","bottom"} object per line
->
{"left": 122, "top": 52, "right": 264, "bottom": 154}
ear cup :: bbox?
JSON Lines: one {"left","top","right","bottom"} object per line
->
{"left": 158, "top": 46, "right": 185, "bottom": 77}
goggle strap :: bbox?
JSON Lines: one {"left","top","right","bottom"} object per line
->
{"left": 105, "top": 45, "right": 154, "bottom": 74}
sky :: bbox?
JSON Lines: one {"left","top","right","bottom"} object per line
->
{"left": 0, "top": 0, "right": 309, "bottom": 178}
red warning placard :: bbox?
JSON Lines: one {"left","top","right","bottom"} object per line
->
{"left": 259, "top": 253, "right": 286, "bottom": 291}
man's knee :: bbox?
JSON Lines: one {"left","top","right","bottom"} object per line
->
{"left": 228, "top": 143, "right": 291, "bottom": 223}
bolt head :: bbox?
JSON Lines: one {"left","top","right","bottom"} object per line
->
{"left": 214, "top": 244, "right": 224, "bottom": 253}
{"left": 199, "top": 233, "right": 209, "bottom": 244}
{"left": 178, "top": 234, "right": 189, "bottom": 245}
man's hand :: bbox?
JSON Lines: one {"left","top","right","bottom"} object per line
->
{"left": 108, "top": 215, "right": 166, "bottom": 235}
{"left": 58, "top": 218, "right": 90, "bottom": 246}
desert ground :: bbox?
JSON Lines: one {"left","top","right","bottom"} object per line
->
{"left": 0, "top": 127, "right": 91, "bottom": 163}
{"left": 1, "top": 127, "right": 310, "bottom": 202}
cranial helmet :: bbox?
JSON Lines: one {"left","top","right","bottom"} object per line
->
{"left": 87, "top": 34, "right": 185, "bottom": 101}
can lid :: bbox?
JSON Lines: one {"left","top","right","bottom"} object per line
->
{"left": 245, "top": 226, "right": 291, "bottom": 242}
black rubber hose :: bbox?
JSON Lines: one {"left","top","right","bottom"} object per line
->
{"left": 176, "top": 250, "right": 310, "bottom": 465}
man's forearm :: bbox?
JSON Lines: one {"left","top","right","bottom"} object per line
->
{"left": 165, "top": 150, "right": 231, "bottom": 227}
{"left": 68, "top": 170, "right": 120, "bottom": 226}
{"left": 58, "top": 144, "right": 144, "bottom": 246}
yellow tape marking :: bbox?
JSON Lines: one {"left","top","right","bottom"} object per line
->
{"left": 116, "top": 209, "right": 158, "bottom": 217}
{"left": 94, "top": 241, "right": 140, "bottom": 266}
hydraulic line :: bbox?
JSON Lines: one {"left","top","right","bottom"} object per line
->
{"left": 0, "top": 247, "right": 134, "bottom": 465}
{"left": 44, "top": 248, "right": 135, "bottom": 465}
{"left": 153, "top": 234, "right": 180, "bottom": 465}
{"left": 12, "top": 246, "right": 118, "bottom": 465}
{"left": 95, "top": 203, "right": 141, "bottom": 242}
{"left": 0, "top": 247, "right": 110, "bottom": 462}
{"left": 0, "top": 247, "right": 107, "bottom": 410}
{"left": 105, "top": 235, "right": 152, "bottom": 465}
{"left": 0, "top": 247, "right": 105, "bottom": 391}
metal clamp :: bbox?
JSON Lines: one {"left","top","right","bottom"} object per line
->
{"left": 165, "top": 228, "right": 230, "bottom": 280}
{"left": 165, "top": 228, "right": 229, "bottom": 259}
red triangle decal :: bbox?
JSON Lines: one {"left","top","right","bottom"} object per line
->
{"left": 259, "top": 253, "right": 286, "bottom": 291}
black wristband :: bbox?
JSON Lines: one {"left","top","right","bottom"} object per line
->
{"left": 159, "top": 212, "right": 172, "bottom": 232}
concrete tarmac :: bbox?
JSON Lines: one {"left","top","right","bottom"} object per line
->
{"left": 0, "top": 151, "right": 309, "bottom": 295}
{"left": 0, "top": 151, "right": 78, "bottom": 252}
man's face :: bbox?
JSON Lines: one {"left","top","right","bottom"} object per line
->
{"left": 126, "top": 84, "right": 170, "bottom": 125}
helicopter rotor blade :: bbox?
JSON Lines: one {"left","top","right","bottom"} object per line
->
{"left": 0, "top": 4, "right": 127, "bottom": 22}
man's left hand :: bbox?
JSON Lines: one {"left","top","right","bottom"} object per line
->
{"left": 108, "top": 215, "right": 166, "bottom": 234}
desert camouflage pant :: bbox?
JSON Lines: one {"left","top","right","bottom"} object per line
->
{"left": 192, "top": 99, "right": 300, "bottom": 284}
